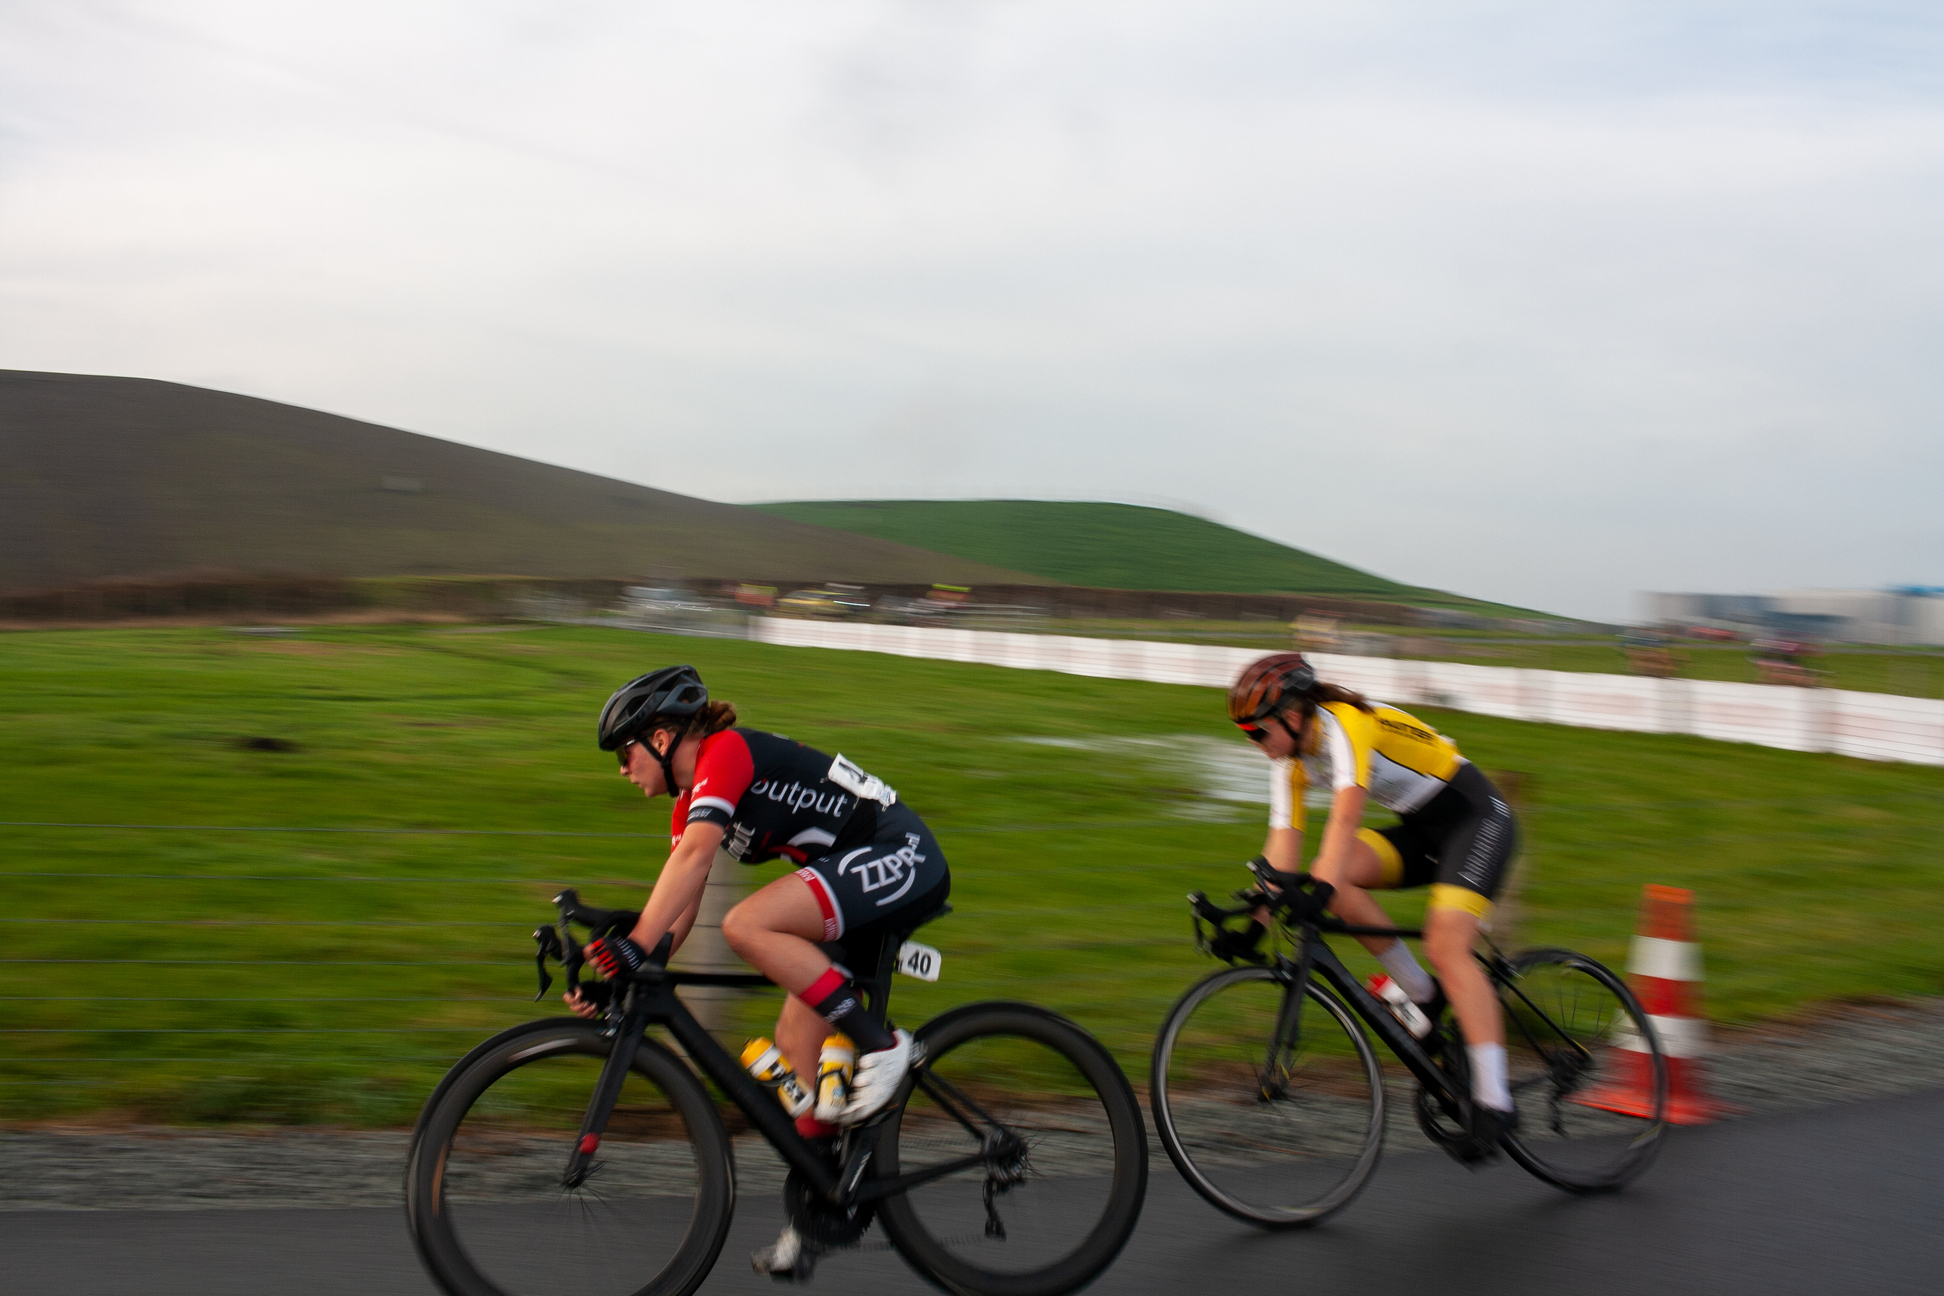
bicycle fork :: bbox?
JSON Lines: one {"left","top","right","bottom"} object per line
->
{"left": 1259, "top": 953, "right": 1314, "bottom": 1101}
{"left": 562, "top": 1008, "right": 647, "bottom": 1188}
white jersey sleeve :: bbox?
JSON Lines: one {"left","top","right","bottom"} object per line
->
{"left": 1304, "top": 707, "right": 1365, "bottom": 795}
{"left": 1268, "top": 757, "right": 1308, "bottom": 831}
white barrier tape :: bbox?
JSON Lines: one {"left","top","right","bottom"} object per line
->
{"left": 1611, "top": 1013, "right": 1709, "bottom": 1059}
{"left": 748, "top": 619, "right": 1944, "bottom": 768}
{"left": 1629, "top": 935, "right": 1704, "bottom": 982}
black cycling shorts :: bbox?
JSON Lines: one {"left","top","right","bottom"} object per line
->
{"left": 796, "top": 802, "right": 950, "bottom": 970}
{"left": 1359, "top": 762, "right": 1517, "bottom": 918}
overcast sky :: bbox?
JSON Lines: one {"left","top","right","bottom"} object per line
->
{"left": 2, "top": 2, "right": 1939, "bottom": 619}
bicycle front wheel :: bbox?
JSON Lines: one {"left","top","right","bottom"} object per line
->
{"left": 405, "top": 1019, "right": 734, "bottom": 1296}
{"left": 1151, "top": 965, "right": 1384, "bottom": 1228}
{"left": 1497, "top": 948, "right": 1666, "bottom": 1192}
{"left": 876, "top": 1002, "right": 1147, "bottom": 1296}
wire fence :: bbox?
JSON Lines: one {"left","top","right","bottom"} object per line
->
{"left": 4, "top": 793, "right": 1939, "bottom": 1117}
{"left": 0, "top": 812, "right": 1223, "bottom": 1116}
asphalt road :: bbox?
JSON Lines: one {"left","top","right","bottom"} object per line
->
{"left": 7, "top": 1088, "right": 1938, "bottom": 1296}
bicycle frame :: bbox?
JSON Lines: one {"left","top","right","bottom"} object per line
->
{"left": 1276, "top": 921, "right": 1454, "bottom": 1103}
{"left": 559, "top": 933, "right": 1011, "bottom": 1209}
{"left": 1272, "top": 916, "right": 1598, "bottom": 1119}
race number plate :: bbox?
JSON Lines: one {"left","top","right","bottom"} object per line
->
{"left": 827, "top": 754, "right": 898, "bottom": 807}
{"left": 896, "top": 940, "right": 942, "bottom": 982}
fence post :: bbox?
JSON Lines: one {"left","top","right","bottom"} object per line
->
{"left": 668, "top": 848, "right": 749, "bottom": 1038}
{"left": 1483, "top": 770, "right": 1532, "bottom": 953}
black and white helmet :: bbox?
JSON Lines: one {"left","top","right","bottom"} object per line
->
{"left": 597, "top": 665, "right": 708, "bottom": 752}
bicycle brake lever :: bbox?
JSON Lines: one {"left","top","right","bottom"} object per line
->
{"left": 559, "top": 918, "right": 586, "bottom": 998}
{"left": 1187, "top": 891, "right": 1231, "bottom": 923}
{"left": 532, "top": 926, "right": 562, "bottom": 1001}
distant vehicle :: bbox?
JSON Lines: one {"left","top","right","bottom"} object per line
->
{"left": 1751, "top": 637, "right": 1823, "bottom": 688}
{"left": 1620, "top": 631, "right": 1680, "bottom": 678}
{"left": 1685, "top": 625, "right": 1741, "bottom": 642}
{"left": 1291, "top": 613, "right": 1341, "bottom": 652}
{"left": 619, "top": 587, "right": 717, "bottom": 616}
{"left": 777, "top": 587, "right": 870, "bottom": 618}
{"left": 878, "top": 589, "right": 1045, "bottom": 629}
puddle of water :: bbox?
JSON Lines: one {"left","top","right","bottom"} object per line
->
{"left": 1014, "top": 735, "right": 1329, "bottom": 820}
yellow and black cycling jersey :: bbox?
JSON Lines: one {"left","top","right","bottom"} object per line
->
{"left": 1267, "top": 699, "right": 1466, "bottom": 832}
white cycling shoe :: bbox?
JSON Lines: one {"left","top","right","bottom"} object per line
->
{"left": 751, "top": 1224, "right": 816, "bottom": 1281}
{"left": 838, "top": 1030, "right": 916, "bottom": 1126}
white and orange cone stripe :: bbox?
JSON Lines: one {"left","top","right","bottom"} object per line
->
{"left": 1574, "top": 884, "right": 1729, "bottom": 1125}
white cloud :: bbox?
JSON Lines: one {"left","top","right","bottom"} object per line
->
{"left": 1, "top": 1, "right": 1940, "bottom": 618}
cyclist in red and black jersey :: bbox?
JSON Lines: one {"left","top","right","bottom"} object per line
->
{"left": 567, "top": 665, "right": 949, "bottom": 1139}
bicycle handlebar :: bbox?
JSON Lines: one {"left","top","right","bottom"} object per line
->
{"left": 550, "top": 887, "right": 640, "bottom": 938}
{"left": 1186, "top": 871, "right": 1421, "bottom": 951}
{"left": 530, "top": 888, "right": 644, "bottom": 1003}
{"left": 531, "top": 888, "right": 774, "bottom": 1003}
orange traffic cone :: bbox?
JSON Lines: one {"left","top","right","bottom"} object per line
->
{"left": 1575, "top": 884, "right": 1728, "bottom": 1125}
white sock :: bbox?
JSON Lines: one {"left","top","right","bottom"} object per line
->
{"left": 1469, "top": 1043, "right": 1512, "bottom": 1111}
{"left": 1377, "top": 941, "right": 1435, "bottom": 1004}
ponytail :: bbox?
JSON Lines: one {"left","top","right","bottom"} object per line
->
{"left": 651, "top": 699, "right": 739, "bottom": 744}
{"left": 693, "top": 700, "right": 738, "bottom": 734}
{"left": 1297, "top": 681, "right": 1374, "bottom": 717}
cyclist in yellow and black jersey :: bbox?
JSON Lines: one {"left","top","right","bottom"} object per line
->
{"left": 1227, "top": 652, "right": 1521, "bottom": 1144}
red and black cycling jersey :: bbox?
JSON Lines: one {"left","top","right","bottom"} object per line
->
{"left": 671, "top": 728, "right": 888, "bottom": 865}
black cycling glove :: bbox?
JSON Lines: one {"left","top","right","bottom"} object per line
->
{"left": 1243, "top": 856, "right": 1336, "bottom": 922}
{"left": 585, "top": 934, "right": 651, "bottom": 980}
{"left": 1283, "top": 880, "right": 1336, "bottom": 922}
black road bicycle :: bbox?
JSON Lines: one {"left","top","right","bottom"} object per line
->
{"left": 1150, "top": 873, "right": 1667, "bottom": 1228}
{"left": 405, "top": 890, "right": 1147, "bottom": 1296}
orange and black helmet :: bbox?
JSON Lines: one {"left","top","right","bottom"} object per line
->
{"left": 1228, "top": 652, "right": 1317, "bottom": 730}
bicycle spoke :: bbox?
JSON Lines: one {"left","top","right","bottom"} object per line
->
{"left": 1496, "top": 951, "right": 1665, "bottom": 1193}
{"left": 407, "top": 1024, "right": 733, "bottom": 1296}
{"left": 879, "top": 1006, "right": 1145, "bottom": 1290}
{"left": 1153, "top": 967, "right": 1383, "bottom": 1228}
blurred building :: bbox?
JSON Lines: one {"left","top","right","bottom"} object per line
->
{"left": 1638, "top": 588, "right": 1944, "bottom": 645}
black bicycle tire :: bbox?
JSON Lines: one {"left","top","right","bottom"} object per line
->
{"left": 404, "top": 1016, "right": 573, "bottom": 1177}
{"left": 1150, "top": 965, "right": 1386, "bottom": 1229}
{"left": 1498, "top": 947, "right": 1667, "bottom": 1194}
{"left": 404, "top": 1019, "right": 736, "bottom": 1296}
{"left": 876, "top": 1001, "right": 1148, "bottom": 1296}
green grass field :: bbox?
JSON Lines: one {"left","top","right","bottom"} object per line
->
{"left": 2, "top": 624, "right": 1939, "bottom": 1125}
{"left": 752, "top": 500, "right": 1526, "bottom": 611}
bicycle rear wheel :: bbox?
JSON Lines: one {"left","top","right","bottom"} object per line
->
{"left": 876, "top": 1002, "right": 1147, "bottom": 1296}
{"left": 1151, "top": 966, "right": 1384, "bottom": 1228}
{"left": 405, "top": 1019, "right": 733, "bottom": 1296}
{"left": 1497, "top": 948, "right": 1666, "bottom": 1192}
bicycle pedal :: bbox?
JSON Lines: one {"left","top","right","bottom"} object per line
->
{"left": 752, "top": 1226, "right": 820, "bottom": 1283}
{"left": 1452, "top": 1106, "right": 1514, "bottom": 1168}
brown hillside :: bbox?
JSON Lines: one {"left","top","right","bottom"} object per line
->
{"left": 0, "top": 372, "right": 1051, "bottom": 593}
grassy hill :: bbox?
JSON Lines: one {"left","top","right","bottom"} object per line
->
{"left": 0, "top": 372, "right": 1048, "bottom": 593}
{"left": 751, "top": 499, "right": 1480, "bottom": 605}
